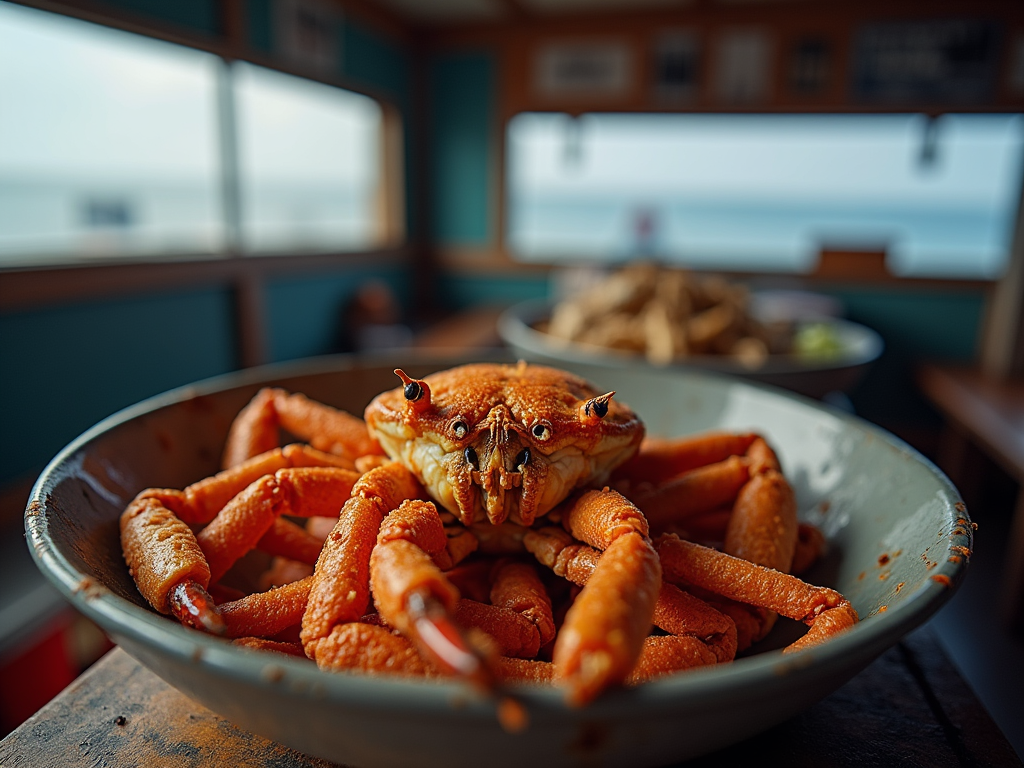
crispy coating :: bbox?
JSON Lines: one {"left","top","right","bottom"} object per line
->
{"left": 120, "top": 497, "right": 211, "bottom": 614}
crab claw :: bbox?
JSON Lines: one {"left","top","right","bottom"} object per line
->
{"left": 406, "top": 591, "right": 496, "bottom": 692}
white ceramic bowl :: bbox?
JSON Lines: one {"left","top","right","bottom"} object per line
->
{"left": 499, "top": 299, "right": 884, "bottom": 399}
{"left": 26, "top": 354, "right": 969, "bottom": 768}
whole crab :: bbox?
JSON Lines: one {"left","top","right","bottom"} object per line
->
{"left": 121, "top": 362, "right": 857, "bottom": 705}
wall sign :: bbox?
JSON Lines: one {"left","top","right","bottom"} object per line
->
{"left": 852, "top": 19, "right": 1000, "bottom": 104}
{"left": 534, "top": 42, "right": 633, "bottom": 100}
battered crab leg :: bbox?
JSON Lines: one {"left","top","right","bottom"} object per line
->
{"left": 524, "top": 526, "right": 737, "bottom": 678}
{"left": 224, "top": 387, "right": 384, "bottom": 467}
{"left": 715, "top": 437, "right": 798, "bottom": 647}
{"left": 656, "top": 534, "right": 858, "bottom": 652}
{"left": 552, "top": 488, "right": 662, "bottom": 706}
{"left": 121, "top": 445, "right": 359, "bottom": 632}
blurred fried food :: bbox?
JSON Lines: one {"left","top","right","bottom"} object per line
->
{"left": 542, "top": 263, "right": 791, "bottom": 368}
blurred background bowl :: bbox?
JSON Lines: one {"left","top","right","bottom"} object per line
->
{"left": 499, "top": 298, "right": 884, "bottom": 400}
{"left": 26, "top": 355, "right": 968, "bottom": 768}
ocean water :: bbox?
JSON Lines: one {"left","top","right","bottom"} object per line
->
{"left": 0, "top": 176, "right": 378, "bottom": 264}
{"left": 508, "top": 195, "right": 1013, "bottom": 279}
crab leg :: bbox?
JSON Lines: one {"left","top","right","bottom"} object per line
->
{"left": 718, "top": 437, "right": 798, "bottom": 645}
{"left": 196, "top": 466, "right": 361, "bottom": 583}
{"left": 256, "top": 517, "right": 326, "bottom": 565}
{"left": 370, "top": 499, "right": 496, "bottom": 687}
{"left": 324, "top": 623, "right": 443, "bottom": 677}
{"left": 218, "top": 576, "right": 312, "bottom": 639}
{"left": 301, "top": 462, "right": 423, "bottom": 661}
{"left": 142, "top": 444, "right": 356, "bottom": 526}
{"left": 656, "top": 534, "right": 858, "bottom": 652}
{"left": 120, "top": 496, "right": 224, "bottom": 635}
{"left": 490, "top": 560, "right": 557, "bottom": 648}
{"left": 613, "top": 432, "right": 758, "bottom": 486}
{"left": 553, "top": 489, "right": 661, "bottom": 706}
{"left": 224, "top": 387, "right": 383, "bottom": 467}
{"left": 627, "top": 455, "right": 751, "bottom": 532}
{"left": 524, "top": 526, "right": 736, "bottom": 678}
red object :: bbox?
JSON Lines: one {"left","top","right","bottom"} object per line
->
{"left": 0, "top": 613, "right": 77, "bottom": 735}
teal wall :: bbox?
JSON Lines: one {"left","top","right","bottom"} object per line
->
{"left": 93, "top": 0, "right": 221, "bottom": 36}
{"left": 430, "top": 51, "right": 496, "bottom": 245}
{"left": 0, "top": 289, "right": 237, "bottom": 484}
{"left": 265, "top": 265, "right": 409, "bottom": 362}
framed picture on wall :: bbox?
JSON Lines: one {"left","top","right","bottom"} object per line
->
{"left": 534, "top": 41, "right": 633, "bottom": 101}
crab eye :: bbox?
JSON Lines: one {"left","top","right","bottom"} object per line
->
{"left": 404, "top": 381, "right": 423, "bottom": 401}
{"left": 531, "top": 423, "right": 551, "bottom": 441}
{"left": 452, "top": 420, "right": 468, "bottom": 439}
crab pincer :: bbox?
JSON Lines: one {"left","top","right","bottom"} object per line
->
{"left": 370, "top": 499, "right": 497, "bottom": 690}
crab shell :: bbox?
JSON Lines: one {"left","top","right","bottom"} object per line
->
{"left": 364, "top": 362, "right": 645, "bottom": 527}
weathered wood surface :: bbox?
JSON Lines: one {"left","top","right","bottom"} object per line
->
{"left": 1, "top": 626, "right": 1019, "bottom": 768}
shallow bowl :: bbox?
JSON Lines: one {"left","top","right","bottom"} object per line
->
{"left": 499, "top": 299, "right": 884, "bottom": 399}
{"left": 26, "top": 354, "right": 970, "bottom": 768}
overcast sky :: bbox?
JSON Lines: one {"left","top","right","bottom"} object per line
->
{"left": 0, "top": 1, "right": 380, "bottom": 184}
{"left": 509, "top": 112, "right": 1024, "bottom": 210}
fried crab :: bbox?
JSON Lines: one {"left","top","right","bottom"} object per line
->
{"left": 121, "top": 362, "right": 857, "bottom": 705}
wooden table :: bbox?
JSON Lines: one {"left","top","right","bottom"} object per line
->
{"left": 917, "top": 364, "right": 1024, "bottom": 630}
{"left": 1, "top": 626, "right": 1019, "bottom": 768}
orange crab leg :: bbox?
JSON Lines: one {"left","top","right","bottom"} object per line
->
{"left": 627, "top": 455, "right": 750, "bottom": 531}
{"left": 142, "top": 444, "right": 356, "bottom": 526}
{"left": 257, "top": 518, "right": 327, "bottom": 565}
{"left": 224, "top": 387, "right": 383, "bottom": 467}
{"left": 196, "top": 467, "right": 360, "bottom": 583}
{"left": 120, "top": 496, "right": 225, "bottom": 634}
{"left": 370, "top": 499, "right": 495, "bottom": 687}
{"left": 454, "top": 600, "right": 540, "bottom": 659}
{"left": 219, "top": 576, "right": 312, "bottom": 639}
{"left": 553, "top": 489, "right": 661, "bottom": 706}
{"left": 490, "top": 560, "right": 556, "bottom": 648}
{"left": 719, "top": 437, "right": 798, "bottom": 644}
{"left": 656, "top": 534, "right": 858, "bottom": 652}
{"left": 301, "top": 462, "right": 423, "bottom": 658}
{"left": 791, "top": 522, "right": 827, "bottom": 575}
{"left": 524, "top": 526, "right": 736, "bottom": 672}
{"left": 613, "top": 432, "right": 758, "bottom": 486}
{"left": 312, "top": 622, "right": 442, "bottom": 677}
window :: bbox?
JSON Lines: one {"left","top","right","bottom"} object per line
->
{"left": 0, "top": 2, "right": 221, "bottom": 264}
{"left": 506, "top": 112, "right": 1024, "bottom": 279}
{"left": 0, "top": 2, "right": 390, "bottom": 267}
{"left": 235, "top": 63, "right": 384, "bottom": 254}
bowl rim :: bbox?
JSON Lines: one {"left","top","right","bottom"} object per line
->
{"left": 25, "top": 354, "right": 970, "bottom": 720}
{"left": 498, "top": 297, "right": 885, "bottom": 376}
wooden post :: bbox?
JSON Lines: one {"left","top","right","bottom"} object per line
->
{"left": 980, "top": 162, "right": 1024, "bottom": 378}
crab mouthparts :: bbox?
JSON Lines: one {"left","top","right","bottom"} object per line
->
{"left": 469, "top": 445, "right": 531, "bottom": 525}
